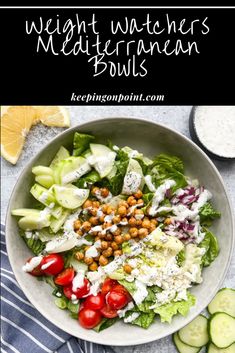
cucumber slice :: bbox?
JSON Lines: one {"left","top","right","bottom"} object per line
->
{"left": 35, "top": 175, "right": 54, "bottom": 188}
{"left": 36, "top": 229, "right": 55, "bottom": 242}
{"left": 53, "top": 161, "right": 64, "bottom": 184}
{"left": 49, "top": 146, "right": 70, "bottom": 170}
{"left": 50, "top": 210, "right": 70, "bottom": 233}
{"left": 45, "top": 233, "right": 78, "bottom": 253}
{"left": 107, "top": 165, "right": 117, "bottom": 180}
{"left": 208, "top": 288, "right": 235, "bottom": 317}
{"left": 207, "top": 343, "right": 235, "bottom": 353}
{"left": 209, "top": 313, "right": 235, "bottom": 348}
{"left": 11, "top": 208, "right": 40, "bottom": 217}
{"left": 67, "top": 301, "right": 80, "bottom": 314}
{"left": 89, "top": 143, "right": 116, "bottom": 178}
{"left": 53, "top": 184, "right": 89, "bottom": 209}
{"left": 173, "top": 332, "right": 201, "bottom": 353}
{"left": 32, "top": 166, "right": 53, "bottom": 176}
{"left": 69, "top": 257, "right": 88, "bottom": 273}
{"left": 122, "top": 158, "right": 144, "bottom": 195}
{"left": 60, "top": 156, "right": 91, "bottom": 185}
{"left": 18, "top": 213, "right": 51, "bottom": 230}
{"left": 30, "top": 184, "right": 56, "bottom": 207}
{"left": 178, "top": 315, "right": 209, "bottom": 348}
{"left": 50, "top": 205, "right": 63, "bottom": 219}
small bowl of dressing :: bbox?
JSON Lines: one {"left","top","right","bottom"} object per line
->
{"left": 189, "top": 106, "right": 235, "bottom": 161}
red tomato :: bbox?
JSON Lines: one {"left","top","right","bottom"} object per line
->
{"left": 63, "top": 278, "right": 90, "bottom": 299}
{"left": 106, "top": 289, "right": 129, "bottom": 310}
{"left": 40, "top": 254, "right": 64, "bottom": 276}
{"left": 112, "top": 284, "right": 132, "bottom": 302}
{"left": 83, "top": 293, "right": 105, "bottom": 310}
{"left": 54, "top": 268, "right": 75, "bottom": 286}
{"left": 78, "top": 308, "right": 102, "bottom": 329}
{"left": 26, "top": 257, "right": 43, "bottom": 277}
{"left": 101, "top": 278, "right": 118, "bottom": 295}
{"left": 100, "top": 304, "right": 118, "bottom": 318}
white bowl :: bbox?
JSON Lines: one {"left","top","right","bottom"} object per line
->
{"left": 6, "top": 117, "right": 234, "bottom": 346}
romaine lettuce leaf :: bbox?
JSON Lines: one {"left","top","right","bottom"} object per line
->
{"left": 153, "top": 292, "right": 196, "bottom": 323}
{"left": 199, "top": 228, "right": 219, "bottom": 267}
{"left": 100, "top": 159, "right": 129, "bottom": 195}
{"left": 93, "top": 317, "right": 119, "bottom": 332}
{"left": 176, "top": 249, "right": 186, "bottom": 266}
{"left": 150, "top": 154, "right": 184, "bottom": 173}
{"left": 75, "top": 170, "right": 101, "bottom": 188}
{"left": 199, "top": 202, "right": 221, "bottom": 227}
{"left": 73, "top": 132, "right": 95, "bottom": 156}
{"left": 124, "top": 311, "right": 155, "bottom": 329}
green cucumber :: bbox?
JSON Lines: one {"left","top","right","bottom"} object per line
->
{"left": 50, "top": 205, "right": 63, "bottom": 219}
{"left": 32, "top": 166, "right": 53, "bottom": 176}
{"left": 54, "top": 297, "right": 68, "bottom": 310}
{"left": 11, "top": 208, "right": 40, "bottom": 217}
{"left": 53, "top": 184, "right": 89, "bottom": 209}
{"left": 208, "top": 288, "right": 235, "bottom": 317}
{"left": 67, "top": 301, "right": 80, "bottom": 314}
{"left": 69, "top": 258, "right": 88, "bottom": 273}
{"left": 49, "top": 146, "right": 70, "bottom": 170}
{"left": 35, "top": 175, "right": 54, "bottom": 188}
{"left": 18, "top": 213, "right": 51, "bottom": 230}
{"left": 90, "top": 143, "right": 116, "bottom": 178}
{"left": 207, "top": 343, "right": 235, "bottom": 353}
{"left": 209, "top": 313, "right": 235, "bottom": 349}
{"left": 121, "top": 158, "right": 144, "bottom": 195}
{"left": 178, "top": 315, "right": 209, "bottom": 348}
{"left": 60, "top": 156, "right": 91, "bottom": 185}
{"left": 173, "top": 332, "right": 201, "bottom": 353}
{"left": 30, "top": 184, "right": 56, "bottom": 207}
{"left": 49, "top": 210, "right": 70, "bottom": 233}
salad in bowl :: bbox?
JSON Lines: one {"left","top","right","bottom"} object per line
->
{"left": 11, "top": 132, "right": 221, "bottom": 332}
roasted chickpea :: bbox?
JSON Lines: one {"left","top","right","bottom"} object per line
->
{"left": 150, "top": 219, "right": 158, "bottom": 226}
{"left": 82, "top": 221, "right": 91, "bottom": 232}
{"left": 89, "top": 262, "right": 98, "bottom": 271}
{"left": 105, "top": 233, "right": 113, "bottom": 241}
{"left": 101, "top": 204, "right": 108, "bottom": 213}
{"left": 113, "top": 215, "right": 121, "bottom": 224}
{"left": 83, "top": 200, "right": 93, "bottom": 209}
{"left": 101, "top": 240, "right": 109, "bottom": 250}
{"left": 123, "top": 233, "right": 131, "bottom": 241}
{"left": 149, "top": 224, "right": 156, "bottom": 232}
{"left": 111, "top": 241, "right": 119, "bottom": 250}
{"left": 114, "top": 235, "right": 123, "bottom": 244}
{"left": 89, "top": 208, "right": 98, "bottom": 216}
{"left": 95, "top": 235, "right": 100, "bottom": 242}
{"left": 99, "top": 215, "right": 105, "bottom": 223}
{"left": 74, "top": 220, "right": 81, "bottom": 230}
{"left": 129, "top": 227, "right": 138, "bottom": 238}
{"left": 138, "top": 228, "right": 149, "bottom": 238}
{"left": 76, "top": 229, "right": 83, "bottom": 236}
{"left": 75, "top": 251, "right": 84, "bottom": 261}
{"left": 102, "top": 247, "right": 113, "bottom": 257}
{"left": 92, "top": 201, "right": 100, "bottom": 208}
{"left": 84, "top": 257, "right": 93, "bottom": 265}
{"left": 112, "top": 228, "right": 121, "bottom": 236}
{"left": 134, "top": 190, "right": 143, "bottom": 199}
{"left": 118, "top": 200, "right": 129, "bottom": 208}
{"left": 91, "top": 187, "right": 99, "bottom": 196}
{"left": 129, "top": 198, "right": 137, "bottom": 206}
{"left": 164, "top": 218, "right": 172, "bottom": 225}
{"left": 137, "top": 199, "right": 144, "bottom": 205}
{"left": 134, "top": 208, "right": 144, "bottom": 216}
{"left": 114, "top": 250, "right": 122, "bottom": 257}
{"left": 136, "top": 219, "right": 143, "bottom": 227}
{"left": 118, "top": 205, "right": 127, "bottom": 216}
{"left": 100, "top": 188, "right": 109, "bottom": 198}
{"left": 89, "top": 216, "right": 99, "bottom": 225}
{"left": 94, "top": 256, "right": 100, "bottom": 262}
{"left": 99, "top": 255, "right": 109, "bottom": 266}
{"left": 106, "top": 206, "right": 114, "bottom": 215}
{"left": 142, "top": 218, "right": 151, "bottom": 229}
{"left": 120, "top": 217, "right": 128, "bottom": 224}
{"left": 103, "top": 222, "right": 112, "bottom": 229}
{"left": 123, "top": 264, "right": 133, "bottom": 274}
{"left": 98, "top": 231, "right": 106, "bottom": 239}
{"left": 127, "top": 196, "right": 136, "bottom": 205}
{"left": 129, "top": 217, "right": 137, "bottom": 227}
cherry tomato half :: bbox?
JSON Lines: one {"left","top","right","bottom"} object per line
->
{"left": 54, "top": 268, "right": 75, "bottom": 286}
{"left": 83, "top": 293, "right": 105, "bottom": 310}
{"left": 26, "top": 257, "right": 44, "bottom": 277}
{"left": 40, "top": 254, "right": 64, "bottom": 276}
{"left": 63, "top": 278, "right": 90, "bottom": 299}
{"left": 100, "top": 304, "right": 118, "bottom": 318}
{"left": 101, "top": 278, "right": 118, "bottom": 295}
{"left": 78, "top": 308, "right": 102, "bottom": 329}
{"left": 106, "top": 289, "right": 129, "bottom": 310}
{"left": 112, "top": 284, "right": 132, "bottom": 302}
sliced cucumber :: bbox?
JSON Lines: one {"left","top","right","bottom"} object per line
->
{"left": 122, "top": 158, "right": 144, "bottom": 195}
{"left": 45, "top": 233, "right": 78, "bottom": 253}
{"left": 178, "top": 315, "right": 209, "bottom": 348}
{"left": 18, "top": 213, "right": 51, "bottom": 230}
{"left": 69, "top": 257, "right": 88, "bottom": 273}
{"left": 173, "top": 332, "right": 201, "bottom": 353}
{"left": 53, "top": 184, "right": 89, "bottom": 209}
{"left": 207, "top": 343, "right": 235, "bottom": 353}
{"left": 32, "top": 166, "right": 53, "bottom": 176}
{"left": 60, "top": 156, "right": 91, "bottom": 185}
{"left": 36, "top": 229, "right": 55, "bottom": 242}
{"left": 49, "top": 146, "right": 70, "bottom": 170}
{"left": 67, "top": 301, "right": 80, "bottom": 314}
{"left": 208, "top": 288, "right": 235, "bottom": 317}
{"left": 11, "top": 208, "right": 40, "bottom": 217}
{"left": 53, "top": 161, "right": 64, "bottom": 184}
{"left": 30, "top": 184, "right": 56, "bottom": 207}
{"left": 89, "top": 143, "right": 116, "bottom": 178}
{"left": 35, "top": 175, "right": 54, "bottom": 188}
{"left": 50, "top": 205, "right": 63, "bottom": 219}
{"left": 209, "top": 313, "right": 235, "bottom": 348}
{"left": 107, "top": 165, "right": 118, "bottom": 180}
{"left": 50, "top": 210, "right": 70, "bottom": 233}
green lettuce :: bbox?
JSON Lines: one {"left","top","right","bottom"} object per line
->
{"left": 75, "top": 170, "right": 101, "bottom": 188}
{"left": 21, "top": 231, "right": 45, "bottom": 255}
{"left": 93, "top": 317, "right": 119, "bottom": 332}
{"left": 176, "top": 249, "right": 186, "bottom": 266}
{"left": 124, "top": 311, "right": 155, "bottom": 329}
{"left": 199, "top": 228, "right": 219, "bottom": 267}
{"left": 153, "top": 292, "right": 196, "bottom": 323}
{"left": 73, "top": 132, "right": 95, "bottom": 156}
{"left": 199, "top": 202, "right": 221, "bottom": 227}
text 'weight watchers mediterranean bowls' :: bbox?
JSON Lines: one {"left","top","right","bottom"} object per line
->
{"left": 12, "top": 132, "right": 220, "bottom": 332}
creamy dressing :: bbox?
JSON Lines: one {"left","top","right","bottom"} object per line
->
{"left": 144, "top": 175, "right": 156, "bottom": 192}
{"left": 39, "top": 192, "right": 49, "bottom": 203}
{"left": 87, "top": 152, "right": 116, "bottom": 176}
{"left": 41, "top": 259, "right": 55, "bottom": 271}
{"left": 132, "top": 280, "right": 148, "bottom": 304}
{"left": 124, "top": 312, "right": 140, "bottom": 323}
{"left": 122, "top": 172, "right": 142, "bottom": 195}
{"left": 85, "top": 245, "right": 99, "bottom": 258}
{"left": 94, "top": 190, "right": 113, "bottom": 203}
{"left": 148, "top": 179, "right": 176, "bottom": 216}
{"left": 62, "top": 164, "right": 91, "bottom": 184}
{"left": 22, "top": 256, "right": 43, "bottom": 272}
{"left": 72, "top": 272, "right": 85, "bottom": 292}
{"left": 117, "top": 302, "right": 134, "bottom": 318}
